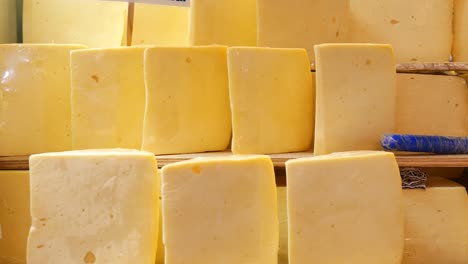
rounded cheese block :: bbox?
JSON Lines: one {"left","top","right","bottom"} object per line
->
{"left": 403, "top": 177, "right": 468, "bottom": 264}
{"left": 453, "top": 0, "right": 468, "bottom": 61}
{"left": 396, "top": 74, "right": 468, "bottom": 137}
{"left": 0, "top": 0, "right": 17, "bottom": 43}
{"left": 0, "top": 44, "right": 86, "bottom": 156}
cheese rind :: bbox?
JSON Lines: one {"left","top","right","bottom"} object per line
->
{"left": 27, "top": 150, "right": 159, "bottom": 264}
{"left": 71, "top": 47, "right": 146, "bottom": 150}
{"left": 314, "top": 43, "right": 396, "bottom": 155}
{"left": 403, "top": 177, "right": 468, "bottom": 264}
{"left": 0, "top": 171, "right": 30, "bottom": 264}
{"left": 142, "top": 46, "right": 231, "bottom": 155}
{"left": 396, "top": 74, "right": 468, "bottom": 136}
{"left": 228, "top": 47, "right": 314, "bottom": 154}
{"left": 23, "top": 0, "right": 128, "bottom": 47}
{"left": 0, "top": 44, "right": 86, "bottom": 156}
{"left": 189, "top": 0, "right": 257, "bottom": 46}
{"left": 161, "top": 155, "right": 278, "bottom": 264}
{"left": 257, "top": 0, "right": 349, "bottom": 60}
{"left": 286, "top": 151, "right": 404, "bottom": 264}
{"left": 132, "top": 4, "right": 188, "bottom": 46}
{"left": 0, "top": 0, "right": 17, "bottom": 43}
{"left": 348, "top": 0, "right": 453, "bottom": 62}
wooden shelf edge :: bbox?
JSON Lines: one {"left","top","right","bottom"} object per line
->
{"left": 1, "top": 152, "right": 467, "bottom": 171}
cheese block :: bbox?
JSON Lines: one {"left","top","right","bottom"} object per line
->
{"left": 161, "top": 155, "right": 278, "bottom": 264}
{"left": 132, "top": 4, "right": 188, "bottom": 46}
{"left": 23, "top": 0, "right": 128, "bottom": 47}
{"left": 257, "top": 0, "right": 349, "bottom": 61}
{"left": 142, "top": 46, "right": 231, "bottom": 155}
{"left": 396, "top": 74, "right": 468, "bottom": 137}
{"left": 0, "top": 0, "right": 17, "bottom": 43}
{"left": 228, "top": 47, "right": 314, "bottom": 154}
{"left": 189, "top": 0, "right": 257, "bottom": 46}
{"left": 71, "top": 47, "right": 146, "bottom": 150}
{"left": 0, "top": 44, "right": 86, "bottom": 156}
{"left": 453, "top": 0, "right": 468, "bottom": 61}
{"left": 403, "top": 177, "right": 468, "bottom": 264}
{"left": 277, "top": 187, "right": 288, "bottom": 264}
{"left": 0, "top": 171, "right": 30, "bottom": 264}
{"left": 286, "top": 151, "right": 404, "bottom": 264}
{"left": 348, "top": 0, "right": 453, "bottom": 62}
{"left": 314, "top": 44, "right": 396, "bottom": 155}
{"left": 28, "top": 150, "right": 159, "bottom": 264}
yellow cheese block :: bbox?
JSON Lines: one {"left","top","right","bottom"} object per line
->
{"left": 71, "top": 47, "right": 146, "bottom": 150}
{"left": 161, "top": 155, "right": 278, "bottom": 264}
{"left": 0, "top": 0, "right": 17, "bottom": 43}
{"left": 397, "top": 74, "right": 468, "bottom": 136}
{"left": 403, "top": 177, "right": 468, "bottom": 264}
{"left": 277, "top": 187, "right": 288, "bottom": 264}
{"left": 23, "top": 0, "right": 128, "bottom": 47}
{"left": 453, "top": 0, "right": 468, "bottom": 61}
{"left": 0, "top": 44, "right": 86, "bottom": 156}
{"left": 257, "top": 0, "right": 349, "bottom": 61}
{"left": 286, "top": 151, "right": 404, "bottom": 264}
{"left": 27, "top": 150, "right": 159, "bottom": 264}
{"left": 142, "top": 46, "right": 231, "bottom": 155}
{"left": 348, "top": 0, "right": 453, "bottom": 62}
{"left": 0, "top": 171, "right": 30, "bottom": 264}
{"left": 189, "top": 0, "right": 257, "bottom": 46}
{"left": 314, "top": 44, "right": 396, "bottom": 155}
{"left": 132, "top": 4, "right": 188, "bottom": 46}
{"left": 228, "top": 47, "right": 314, "bottom": 154}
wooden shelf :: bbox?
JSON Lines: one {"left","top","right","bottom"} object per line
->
{"left": 311, "top": 62, "right": 468, "bottom": 74}
{"left": 1, "top": 152, "right": 467, "bottom": 171}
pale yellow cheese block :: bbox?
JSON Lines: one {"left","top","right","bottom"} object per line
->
{"left": 257, "top": 0, "right": 349, "bottom": 61}
{"left": 71, "top": 47, "right": 146, "bottom": 150}
{"left": 396, "top": 74, "right": 468, "bottom": 136}
{"left": 0, "top": 44, "right": 86, "bottom": 156}
{"left": 189, "top": 0, "right": 257, "bottom": 46}
{"left": 453, "top": 0, "right": 468, "bottom": 61}
{"left": 314, "top": 44, "right": 396, "bottom": 155}
{"left": 348, "top": 0, "right": 453, "bottom": 62}
{"left": 286, "top": 151, "right": 404, "bottom": 264}
{"left": 161, "top": 155, "right": 278, "bottom": 264}
{"left": 27, "top": 150, "right": 159, "bottom": 264}
{"left": 277, "top": 187, "right": 288, "bottom": 264}
{"left": 403, "top": 177, "right": 468, "bottom": 264}
{"left": 228, "top": 47, "right": 314, "bottom": 154}
{"left": 0, "top": 0, "right": 17, "bottom": 43}
{"left": 142, "top": 46, "right": 231, "bottom": 155}
{"left": 23, "top": 0, "right": 128, "bottom": 47}
{"left": 132, "top": 4, "right": 188, "bottom": 46}
{"left": 0, "top": 171, "right": 30, "bottom": 264}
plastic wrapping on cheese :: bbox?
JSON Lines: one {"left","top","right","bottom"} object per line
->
{"left": 0, "top": 0, "right": 17, "bottom": 43}
{"left": 0, "top": 44, "right": 86, "bottom": 156}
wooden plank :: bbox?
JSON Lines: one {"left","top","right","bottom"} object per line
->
{"left": 311, "top": 62, "right": 468, "bottom": 74}
{"left": 1, "top": 152, "right": 467, "bottom": 170}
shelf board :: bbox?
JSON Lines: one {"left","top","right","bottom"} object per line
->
{"left": 311, "top": 62, "right": 468, "bottom": 74}
{"left": 1, "top": 152, "right": 467, "bottom": 171}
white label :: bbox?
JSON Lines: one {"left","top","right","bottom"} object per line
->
{"left": 100, "top": 0, "right": 190, "bottom": 6}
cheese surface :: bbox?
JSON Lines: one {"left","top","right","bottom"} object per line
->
{"left": 0, "top": 44, "right": 86, "bottom": 156}
{"left": 0, "top": 0, "right": 16, "bottom": 43}
{"left": 132, "top": 4, "right": 188, "bottom": 46}
{"left": 23, "top": 0, "right": 128, "bottom": 47}
{"left": 348, "top": 0, "right": 452, "bottom": 62}
{"left": 28, "top": 150, "right": 159, "bottom": 264}
{"left": 228, "top": 47, "right": 314, "bottom": 154}
{"left": 161, "top": 155, "right": 278, "bottom": 264}
{"left": 314, "top": 44, "right": 396, "bottom": 155}
{"left": 277, "top": 187, "right": 288, "bottom": 264}
{"left": 0, "top": 171, "right": 30, "bottom": 264}
{"left": 71, "top": 47, "right": 146, "bottom": 150}
{"left": 257, "top": 0, "right": 349, "bottom": 60}
{"left": 397, "top": 74, "right": 468, "bottom": 136}
{"left": 189, "top": 0, "right": 257, "bottom": 46}
{"left": 403, "top": 177, "right": 468, "bottom": 264}
{"left": 286, "top": 151, "right": 404, "bottom": 264}
{"left": 143, "top": 46, "right": 231, "bottom": 155}
{"left": 453, "top": 0, "right": 468, "bottom": 61}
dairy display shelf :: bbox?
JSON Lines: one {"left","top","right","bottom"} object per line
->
{"left": 311, "top": 62, "right": 468, "bottom": 73}
{"left": 1, "top": 152, "right": 467, "bottom": 171}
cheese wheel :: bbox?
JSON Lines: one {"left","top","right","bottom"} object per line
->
{"left": 453, "top": 0, "right": 468, "bottom": 61}
{"left": 0, "top": 0, "right": 16, "bottom": 43}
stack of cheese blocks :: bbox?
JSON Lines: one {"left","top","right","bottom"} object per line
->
{"left": 1, "top": 0, "right": 468, "bottom": 264}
